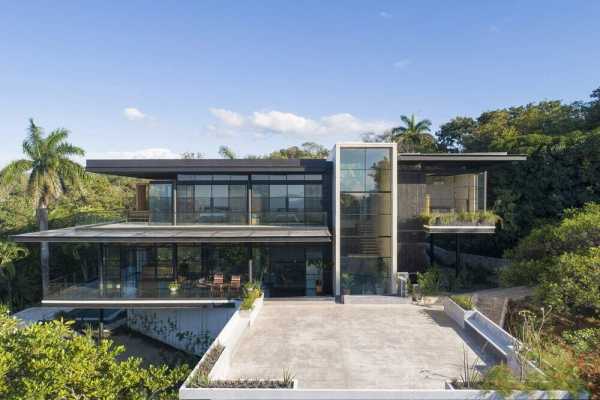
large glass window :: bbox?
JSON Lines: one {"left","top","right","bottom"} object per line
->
{"left": 339, "top": 147, "right": 393, "bottom": 294}
{"left": 251, "top": 183, "right": 325, "bottom": 225}
{"left": 176, "top": 183, "right": 247, "bottom": 224}
{"left": 149, "top": 182, "right": 172, "bottom": 224}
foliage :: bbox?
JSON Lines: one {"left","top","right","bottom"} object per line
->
{"left": 501, "top": 203, "right": 600, "bottom": 287}
{"left": 416, "top": 265, "right": 442, "bottom": 295}
{"left": 218, "top": 145, "right": 237, "bottom": 159}
{"left": 450, "top": 295, "right": 474, "bottom": 310}
{"left": 419, "top": 211, "right": 501, "bottom": 226}
{"left": 0, "top": 119, "right": 86, "bottom": 210}
{"left": 500, "top": 204, "right": 600, "bottom": 318}
{"left": 478, "top": 309, "right": 587, "bottom": 397}
{"left": 537, "top": 248, "right": 600, "bottom": 317}
{"left": 261, "top": 142, "right": 329, "bottom": 159}
{"left": 562, "top": 328, "right": 600, "bottom": 355}
{"left": 240, "top": 281, "right": 262, "bottom": 311}
{"left": 364, "top": 114, "right": 437, "bottom": 152}
{"left": 0, "top": 306, "right": 190, "bottom": 399}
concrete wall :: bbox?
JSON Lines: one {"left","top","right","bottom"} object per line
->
{"left": 127, "top": 305, "right": 236, "bottom": 355}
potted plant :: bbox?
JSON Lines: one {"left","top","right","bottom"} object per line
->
{"left": 341, "top": 273, "right": 353, "bottom": 296}
{"left": 168, "top": 281, "right": 180, "bottom": 293}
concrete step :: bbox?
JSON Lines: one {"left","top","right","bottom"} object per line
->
{"left": 342, "top": 295, "right": 412, "bottom": 304}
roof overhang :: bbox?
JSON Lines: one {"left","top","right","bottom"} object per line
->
{"left": 12, "top": 224, "right": 332, "bottom": 244}
{"left": 398, "top": 152, "right": 527, "bottom": 174}
{"left": 86, "top": 159, "right": 331, "bottom": 179}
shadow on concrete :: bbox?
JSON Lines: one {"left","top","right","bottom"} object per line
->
{"left": 420, "top": 307, "right": 499, "bottom": 367}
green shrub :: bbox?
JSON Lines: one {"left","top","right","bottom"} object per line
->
{"left": 240, "top": 281, "right": 262, "bottom": 311}
{"left": 420, "top": 211, "right": 501, "bottom": 226}
{"left": 0, "top": 306, "right": 190, "bottom": 399}
{"left": 417, "top": 266, "right": 442, "bottom": 295}
{"left": 501, "top": 203, "right": 600, "bottom": 287}
{"left": 536, "top": 247, "right": 600, "bottom": 317}
{"left": 562, "top": 328, "right": 600, "bottom": 354}
{"left": 450, "top": 295, "right": 474, "bottom": 310}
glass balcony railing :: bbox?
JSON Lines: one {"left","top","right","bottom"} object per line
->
{"left": 46, "top": 271, "right": 243, "bottom": 302}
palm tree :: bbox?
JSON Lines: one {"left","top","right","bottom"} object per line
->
{"left": 0, "top": 119, "right": 85, "bottom": 296}
{"left": 390, "top": 114, "right": 437, "bottom": 152}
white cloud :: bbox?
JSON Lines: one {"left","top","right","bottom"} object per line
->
{"left": 208, "top": 108, "right": 393, "bottom": 139}
{"left": 209, "top": 108, "right": 245, "bottom": 127}
{"left": 379, "top": 11, "right": 392, "bottom": 18}
{"left": 393, "top": 59, "right": 411, "bottom": 69}
{"left": 123, "top": 107, "right": 149, "bottom": 121}
{"left": 88, "top": 148, "right": 180, "bottom": 159}
{"left": 252, "top": 111, "right": 319, "bottom": 135}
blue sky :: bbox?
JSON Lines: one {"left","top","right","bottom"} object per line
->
{"left": 1, "top": 1, "right": 599, "bottom": 165}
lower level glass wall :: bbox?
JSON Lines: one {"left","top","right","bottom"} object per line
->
{"left": 252, "top": 244, "right": 331, "bottom": 297}
{"left": 46, "top": 243, "right": 331, "bottom": 301}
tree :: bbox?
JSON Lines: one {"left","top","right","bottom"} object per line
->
{"left": 437, "top": 116, "right": 477, "bottom": 151}
{"left": 0, "top": 306, "right": 189, "bottom": 399}
{"left": 181, "top": 152, "right": 203, "bottom": 159}
{"left": 218, "top": 145, "right": 236, "bottom": 159}
{"left": 390, "top": 114, "right": 437, "bottom": 152}
{"left": 0, "top": 242, "right": 28, "bottom": 307}
{"left": 263, "top": 142, "right": 329, "bottom": 159}
{"left": 0, "top": 119, "right": 85, "bottom": 297}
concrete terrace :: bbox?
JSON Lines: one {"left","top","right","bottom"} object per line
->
{"left": 226, "top": 301, "right": 490, "bottom": 389}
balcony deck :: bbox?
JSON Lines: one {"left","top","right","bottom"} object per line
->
{"left": 43, "top": 279, "right": 238, "bottom": 308}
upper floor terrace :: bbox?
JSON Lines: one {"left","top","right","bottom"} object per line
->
{"left": 86, "top": 158, "right": 333, "bottom": 228}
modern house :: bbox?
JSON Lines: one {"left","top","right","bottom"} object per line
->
{"left": 13, "top": 143, "right": 525, "bottom": 308}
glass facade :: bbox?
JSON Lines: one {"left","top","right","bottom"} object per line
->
{"left": 339, "top": 147, "right": 393, "bottom": 294}
{"left": 149, "top": 183, "right": 173, "bottom": 224}
{"left": 147, "top": 174, "right": 328, "bottom": 226}
{"left": 45, "top": 243, "right": 331, "bottom": 301}
{"left": 250, "top": 176, "right": 325, "bottom": 225}
{"left": 176, "top": 182, "right": 248, "bottom": 224}
{"left": 252, "top": 244, "right": 331, "bottom": 297}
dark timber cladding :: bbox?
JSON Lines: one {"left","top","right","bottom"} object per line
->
{"left": 86, "top": 159, "right": 332, "bottom": 179}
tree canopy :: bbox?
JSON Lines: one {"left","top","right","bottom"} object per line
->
{"left": 0, "top": 306, "right": 189, "bottom": 399}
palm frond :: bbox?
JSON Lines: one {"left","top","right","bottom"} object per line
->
{"left": 46, "top": 129, "right": 70, "bottom": 150}
{"left": 55, "top": 142, "right": 85, "bottom": 157}
{"left": 0, "top": 159, "right": 32, "bottom": 187}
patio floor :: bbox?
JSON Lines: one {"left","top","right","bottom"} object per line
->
{"left": 226, "top": 301, "right": 490, "bottom": 389}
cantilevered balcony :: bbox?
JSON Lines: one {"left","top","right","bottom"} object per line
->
{"left": 420, "top": 173, "right": 499, "bottom": 234}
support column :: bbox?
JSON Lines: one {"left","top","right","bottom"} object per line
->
{"left": 172, "top": 244, "right": 177, "bottom": 280}
{"left": 455, "top": 234, "right": 461, "bottom": 277}
{"left": 98, "top": 243, "right": 105, "bottom": 296}
{"left": 429, "top": 234, "right": 435, "bottom": 266}
{"left": 172, "top": 181, "right": 177, "bottom": 225}
{"left": 98, "top": 308, "right": 104, "bottom": 344}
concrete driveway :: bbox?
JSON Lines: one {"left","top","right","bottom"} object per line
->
{"left": 226, "top": 301, "right": 488, "bottom": 389}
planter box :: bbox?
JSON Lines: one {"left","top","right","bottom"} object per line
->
{"left": 443, "top": 297, "right": 475, "bottom": 329}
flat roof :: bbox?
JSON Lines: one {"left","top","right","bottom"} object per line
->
{"left": 12, "top": 223, "right": 332, "bottom": 243}
{"left": 398, "top": 153, "right": 527, "bottom": 162}
{"left": 86, "top": 159, "right": 331, "bottom": 178}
